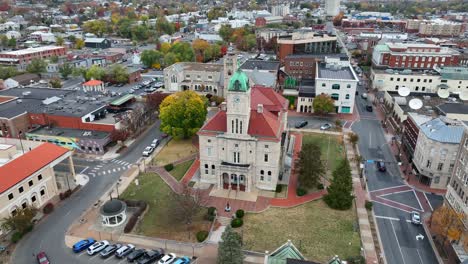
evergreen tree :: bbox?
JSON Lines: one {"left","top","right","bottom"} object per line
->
{"left": 217, "top": 226, "right": 244, "bottom": 264}
{"left": 297, "top": 142, "right": 325, "bottom": 189}
{"left": 324, "top": 159, "right": 354, "bottom": 210}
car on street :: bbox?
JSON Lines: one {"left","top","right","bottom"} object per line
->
{"left": 100, "top": 243, "right": 122, "bottom": 258}
{"left": 411, "top": 211, "right": 421, "bottom": 225}
{"left": 361, "top": 93, "right": 368, "bottom": 99}
{"left": 128, "top": 249, "right": 147, "bottom": 262}
{"left": 72, "top": 238, "right": 96, "bottom": 253}
{"left": 159, "top": 253, "right": 177, "bottom": 264}
{"left": 294, "top": 121, "right": 308, "bottom": 129}
{"left": 366, "top": 105, "right": 373, "bottom": 112}
{"left": 151, "top": 139, "right": 160, "bottom": 148}
{"left": 153, "top": 82, "right": 164, "bottom": 88}
{"left": 129, "top": 89, "right": 135, "bottom": 94}
{"left": 137, "top": 249, "right": 165, "bottom": 264}
{"left": 116, "top": 244, "right": 135, "bottom": 258}
{"left": 376, "top": 161, "right": 386, "bottom": 172}
{"left": 87, "top": 240, "right": 109, "bottom": 255}
{"left": 320, "top": 123, "right": 332, "bottom": 130}
{"left": 173, "top": 257, "right": 191, "bottom": 264}
{"left": 36, "top": 252, "right": 50, "bottom": 264}
{"left": 142, "top": 146, "right": 154, "bottom": 157}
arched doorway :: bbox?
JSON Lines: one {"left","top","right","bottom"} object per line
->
{"left": 239, "top": 175, "right": 246, "bottom": 191}
{"left": 222, "top": 173, "right": 229, "bottom": 189}
{"left": 230, "top": 174, "right": 238, "bottom": 190}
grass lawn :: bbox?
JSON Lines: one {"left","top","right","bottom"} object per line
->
{"left": 121, "top": 173, "right": 211, "bottom": 242}
{"left": 153, "top": 138, "right": 197, "bottom": 166}
{"left": 241, "top": 200, "right": 361, "bottom": 263}
{"left": 302, "top": 132, "right": 345, "bottom": 175}
{"left": 170, "top": 159, "right": 195, "bottom": 181}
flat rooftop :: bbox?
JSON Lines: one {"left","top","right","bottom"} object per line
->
{"left": 178, "top": 62, "right": 223, "bottom": 72}
{"left": 240, "top": 59, "right": 279, "bottom": 71}
{"left": 28, "top": 126, "right": 110, "bottom": 140}
{"left": 285, "top": 53, "right": 348, "bottom": 60}
{"left": 386, "top": 91, "right": 462, "bottom": 117}
{"left": 0, "top": 45, "right": 63, "bottom": 56}
{"left": 316, "top": 62, "right": 357, "bottom": 81}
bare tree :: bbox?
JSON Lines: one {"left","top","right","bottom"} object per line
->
{"left": 169, "top": 186, "right": 207, "bottom": 240}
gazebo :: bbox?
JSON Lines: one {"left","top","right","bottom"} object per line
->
{"left": 100, "top": 199, "right": 127, "bottom": 227}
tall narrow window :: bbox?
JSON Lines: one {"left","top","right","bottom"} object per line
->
{"left": 235, "top": 119, "right": 239, "bottom": 134}
{"left": 237, "top": 152, "right": 240, "bottom": 163}
{"left": 233, "top": 152, "right": 237, "bottom": 163}
{"left": 264, "top": 154, "right": 269, "bottom": 162}
{"left": 232, "top": 120, "right": 234, "bottom": 133}
{"left": 240, "top": 121, "right": 243, "bottom": 134}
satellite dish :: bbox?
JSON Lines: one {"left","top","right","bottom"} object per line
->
{"left": 409, "top": 98, "right": 423, "bottom": 110}
{"left": 398, "top": 86, "right": 410, "bottom": 97}
{"left": 437, "top": 88, "right": 450, "bottom": 99}
{"left": 460, "top": 91, "right": 468, "bottom": 101}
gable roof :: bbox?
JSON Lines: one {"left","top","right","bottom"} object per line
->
{"left": 268, "top": 240, "right": 305, "bottom": 264}
{"left": 251, "top": 86, "right": 288, "bottom": 112}
{"left": 0, "top": 143, "right": 68, "bottom": 194}
{"left": 83, "top": 79, "right": 103, "bottom": 86}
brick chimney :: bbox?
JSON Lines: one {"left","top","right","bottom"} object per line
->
{"left": 257, "top": 104, "right": 263, "bottom": 113}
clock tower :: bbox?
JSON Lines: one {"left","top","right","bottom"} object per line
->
{"left": 226, "top": 69, "right": 251, "bottom": 136}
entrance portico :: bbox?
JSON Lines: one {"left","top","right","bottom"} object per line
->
{"left": 218, "top": 161, "right": 252, "bottom": 192}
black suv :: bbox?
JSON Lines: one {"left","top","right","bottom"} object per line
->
{"left": 295, "top": 121, "right": 308, "bottom": 129}
{"left": 377, "top": 161, "right": 386, "bottom": 172}
{"left": 128, "top": 249, "right": 146, "bottom": 262}
{"left": 137, "top": 249, "right": 164, "bottom": 264}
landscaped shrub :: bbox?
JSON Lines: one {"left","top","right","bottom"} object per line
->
{"left": 275, "top": 184, "right": 282, "bottom": 193}
{"left": 317, "top": 183, "right": 324, "bottom": 190}
{"left": 124, "top": 215, "right": 138, "bottom": 233}
{"left": 346, "top": 255, "right": 365, "bottom": 264}
{"left": 207, "top": 207, "right": 216, "bottom": 216}
{"left": 11, "top": 232, "right": 22, "bottom": 243}
{"left": 164, "top": 163, "right": 174, "bottom": 171}
{"left": 196, "top": 230, "right": 209, "bottom": 242}
{"left": 231, "top": 218, "right": 243, "bottom": 228}
{"left": 365, "top": 200, "right": 373, "bottom": 211}
{"left": 43, "top": 203, "right": 54, "bottom": 214}
{"left": 296, "top": 187, "right": 307, "bottom": 196}
{"left": 235, "top": 209, "right": 244, "bottom": 219}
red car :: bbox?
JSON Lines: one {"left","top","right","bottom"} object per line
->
{"left": 37, "top": 252, "right": 50, "bottom": 264}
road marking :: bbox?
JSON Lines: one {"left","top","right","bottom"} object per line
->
{"left": 89, "top": 253, "right": 100, "bottom": 260}
{"left": 102, "top": 171, "right": 107, "bottom": 175}
{"left": 375, "top": 215, "right": 412, "bottom": 223}
{"left": 416, "top": 249, "right": 424, "bottom": 264}
{"left": 117, "top": 167, "right": 121, "bottom": 171}
{"left": 111, "top": 159, "right": 116, "bottom": 162}
{"left": 91, "top": 169, "right": 96, "bottom": 173}
{"left": 378, "top": 196, "right": 422, "bottom": 212}
{"left": 117, "top": 258, "right": 127, "bottom": 264}
{"left": 96, "top": 165, "right": 103, "bottom": 168}
{"left": 107, "top": 170, "right": 112, "bottom": 174}
{"left": 103, "top": 256, "right": 114, "bottom": 262}
{"left": 113, "top": 168, "right": 116, "bottom": 172}
{"left": 379, "top": 189, "right": 414, "bottom": 197}
{"left": 79, "top": 166, "right": 89, "bottom": 174}
{"left": 89, "top": 173, "right": 96, "bottom": 178}
{"left": 127, "top": 165, "right": 131, "bottom": 169}
{"left": 65, "top": 210, "right": 71, "bottom": 217}
{"left": 423, "top": 192, "right": 433, "bottom": 211}
{"left": 370, "top": 199, "right": 412, "bottom": 213}
{"left": 413, "top": 189, "right": 424, "bottom": 212}
{"left": 77, "top": 251, "right": 87, "bottom": 256}
{"left": 370, "top": 185, "right": 408, "bottom": 193}
{"left": 390, "top": 219, "right": 407, "bottom": 264}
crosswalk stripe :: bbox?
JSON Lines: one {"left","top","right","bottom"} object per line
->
{"left": 107, "top": 170, "right": 112, "bottom": 174}
{"left": 102, "top": 171, "right": 106, "bottom": 175}
{"left": 113, "top": 169, "right": 116, "bottom": 172}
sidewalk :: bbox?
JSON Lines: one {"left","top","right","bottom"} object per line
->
{"left": 343, "top": 131, "right": 379, "bottom": 264}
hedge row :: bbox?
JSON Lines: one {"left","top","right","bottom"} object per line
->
{"left": 123, "top": 200, "right": 148, "bottom": 233}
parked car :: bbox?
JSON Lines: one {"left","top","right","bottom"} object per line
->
{"left": 137, "top": 249, "right": 165, "bottom": 264}
{"left": 142, "top": 146, "right": 154, "bottom": 157}
{"left": 128, "top": 249, "right": 147, "bottom": 262}
{"left": 153, "top": 82, "right": 164, "bottom": 88}
{"left": 173, "top": 257, "right": 191, "bottom": 264}
{"left": 100, "top": 244, "right": 122, "bottom": 258}
{"left": 159, "top": 253, "right": 177, "bottom": 264}
{"left": 151, "top": 139, "right": 159, "bottom": 148}
{"left": 361, "top": 93, "right": 368, "bottom": 99}
{"left": 320, "top": 123, "right": 332, "bottom": 130}
{"left": 72, "top": 238, "right": 96, "bottom": 253}
{"left": 37, "top": 252, "right": 50, "bottom": 264}
{"left": 294, "top": 121, "right": 308, "bottom": 129}
{"left": 376, "top": 161, "right": 386, "bottom": 172}
{"left": 116, "top": 244, "right": 135, "bottom": 258}
{"left": 116, "top": 83, "right": 125, "bottom": 87}
{"left": 366, "top": 105, "right": 373, "bottom": 112}
{"left": 411, "top": 211, "right": 421, "bottom": 225}
{"left": 87, "top": 240, "right": 109, "bottom": 255}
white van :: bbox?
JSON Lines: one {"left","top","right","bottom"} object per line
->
{"left": 87, "top": 240, "right": 109, "bottom": 255}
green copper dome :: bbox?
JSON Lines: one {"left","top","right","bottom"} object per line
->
{"left": 228, "top": 69, "right": 250, "bottom": 92}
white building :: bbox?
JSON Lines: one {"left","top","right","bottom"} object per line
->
{"left": 0, "top": 21, "right": 20, "bottom": 33}
{"left": 5, "top": 31, "right": 21, "bottom": 40}
{"left": 197, "top": 69, "right": 288, "bottom": 194}
{"left": 271, "top": 4, "right": 290, "bottom": 17}
{"left": 413, "top": 117, "right": 464, "bottom": 189}
{"left": 313, "top": 58, "right": 358, "bottom": 114}
{"left": 325, "top": 0, "right": 340, "bottom": 17}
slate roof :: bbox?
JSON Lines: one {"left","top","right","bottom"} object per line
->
{"left": 0, "top": 143, "right": 68, "bottom": 194}
{"left": 419, "top": 118, "right": 464, "bottom": 144}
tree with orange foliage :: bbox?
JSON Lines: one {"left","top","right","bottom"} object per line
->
{"left": 192, "top": 39, "right": 210, "bottom": 62}
{"left": 431, "top": 205, "right": 465, "bottom": 245}
{"left": 333, "top": 12, "right": 344, "bottom": 26}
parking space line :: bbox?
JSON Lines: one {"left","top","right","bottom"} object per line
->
{"left": 89, "top": 254, "right": 101, "bottom": 260}
{"left": 390, "top": 220, "right": 407, "bottom": 264}
{"left": 103, "top": 256, "right": 114, "bottom": 262}
{"left": 79, "top": 166, "right": 89, "bottom": 174}
{"left": 77, "top": 251, "right": 87, "bottom": 257}
{"left": 117, "top": 258, "right": 127, "bottom": 264}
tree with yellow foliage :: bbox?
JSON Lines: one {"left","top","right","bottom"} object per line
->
{"left": 431, "top": 205, "right": 465, "bottom": 245}
{"left": 159, "top": 91, "right": 208, "bottom": 139}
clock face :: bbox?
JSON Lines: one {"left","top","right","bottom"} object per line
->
{"left": 233, "top": 96, "right": 240, "bottom": 104}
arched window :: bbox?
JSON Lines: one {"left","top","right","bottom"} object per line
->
{"left": 345, "top": 94, "right": 350, "bottom": 99}
{"left": 260, "top": 170, "right": 264, "bottom": 175}
{"left": 332, "top": 84, "right": 340, "bottom": 90}
{"left": 268, "top": 171, "right": 272, "bottom": 175}
{"left": 211, "top": 165, "right": 215, "bottom": 169}
{"left": 331, "top": 93, "right": 339, "bottom": 100}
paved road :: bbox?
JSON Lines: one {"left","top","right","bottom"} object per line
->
{"left": 13, "top": 121, "right": 163, "bottom": 264}
{"left": 352, "top": 83, "right": 440, "bottom": 264}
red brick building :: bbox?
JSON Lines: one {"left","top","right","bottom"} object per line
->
{"left": 284, "top": 53, "right": 348, "bottom": 80}
{"left": 372, "top": 43, "right": 460, "bottom": 69}
{"left": 0, "top": 46, "right": 67, "bottom": 65}
{"left": 277, "top": 31, "right": 338, "bottom": 63}
{"left": 401, "top": 112, "right": 433, "bottom": 161}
